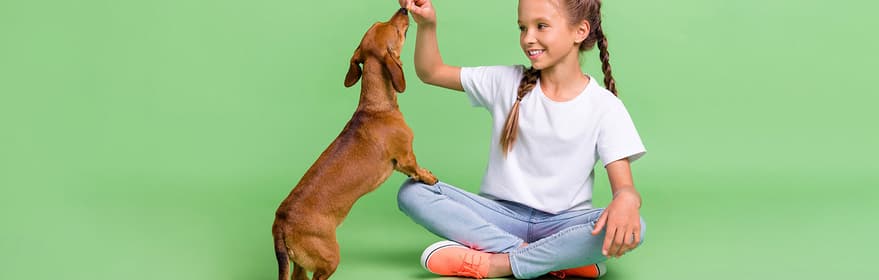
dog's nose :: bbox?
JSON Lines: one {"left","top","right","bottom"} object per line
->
{"left": 399, "top": 8, "right": 408, "bottom": 16}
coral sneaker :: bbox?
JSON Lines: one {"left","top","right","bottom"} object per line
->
{"left": 420, "top": 240, "right": 491, "bottom": 279}
{"left": 549, "top": 262, "right": 607, "bottom": 279}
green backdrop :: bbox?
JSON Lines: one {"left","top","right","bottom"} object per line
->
{"left": 1, "top": 0, "right": 876, "bottom": 279}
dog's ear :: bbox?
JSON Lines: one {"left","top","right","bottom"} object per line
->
{"left": 383, "top": 46, "right": 405, "bottom": 93}
{"left": 344, "top": 46, "right": 363, "bottom": 87}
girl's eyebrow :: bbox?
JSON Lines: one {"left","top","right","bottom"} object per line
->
{"left": 517, "top": 16, "right": 553, "bottom": 25}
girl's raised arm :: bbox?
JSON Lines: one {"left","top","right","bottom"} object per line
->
{"left": 401, "top": 0, "right": 463, "bottom": 92}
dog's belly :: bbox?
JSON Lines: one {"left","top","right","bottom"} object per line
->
{"left": 290, "top": 127, "right": 397, "bottom": 203}
{"left": 284, "top": 162, "right": 394, "bottom": 224}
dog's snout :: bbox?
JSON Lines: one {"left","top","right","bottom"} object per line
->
{"left": 399, "top": 8, "right": 408, "bottom": 16}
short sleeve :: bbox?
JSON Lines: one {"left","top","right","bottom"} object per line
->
{"left": 460, "top": 65, "right": 523, "bottom": 108}
{"left": 597, "top": 100, "right": 647, "bottom": 167}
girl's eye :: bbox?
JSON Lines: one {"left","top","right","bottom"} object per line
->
{"left": 537, "top": 23, "right": 548, "bottom": 29}
{"left": 518, "top": 25, "right": 526, "bottom": 32}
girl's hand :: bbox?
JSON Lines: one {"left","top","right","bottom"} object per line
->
{"left": 591, "top": 190, "right": 642, "bottom": 258}
{"left": 399, "top": 0, "right": 437, "bottom": 26}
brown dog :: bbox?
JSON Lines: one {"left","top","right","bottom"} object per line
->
{"left": 272, "top": 8, "right": 436, "bottom": 280}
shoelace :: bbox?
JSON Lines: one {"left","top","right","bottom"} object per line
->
{"left": 456, "top": 253, "right": 487, "bottom": 279}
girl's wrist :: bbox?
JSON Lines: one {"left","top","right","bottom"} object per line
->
{"left": 417, "top": 21, "right": 437, "bottom": 29}
{"left": 612, "top": 188, "right": 642, "bottom": 208}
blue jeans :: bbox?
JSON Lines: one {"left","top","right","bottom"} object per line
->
{"left": 397, "top": 179, "right": 646, "bottom": 279}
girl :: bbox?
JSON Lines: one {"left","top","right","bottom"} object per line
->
{"left": 396, "top": 0, "right": 647, "bottom": 278}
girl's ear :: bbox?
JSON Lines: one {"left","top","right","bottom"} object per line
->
{"left": 575, "top": 20, "right": 590, "bottom": 44}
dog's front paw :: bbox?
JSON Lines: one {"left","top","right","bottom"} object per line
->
{"left": 415, "top": 169, "right": 438, "bottom": 185}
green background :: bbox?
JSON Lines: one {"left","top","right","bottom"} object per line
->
{"left": 1, "top": 0, "right": 876, "bottom": 279}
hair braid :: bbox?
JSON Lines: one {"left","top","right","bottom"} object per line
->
{"left": 594, "top": 14, "right": 617, "bottom": 96}
{"left": 500, "top": 66, "right": 540, "bottom": 156}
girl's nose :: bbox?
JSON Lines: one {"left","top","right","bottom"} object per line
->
{"left": 521, "top": 30, "right": 537, "bottom": 44}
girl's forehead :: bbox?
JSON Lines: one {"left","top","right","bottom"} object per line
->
{"left": 518, "top": 0, "right": 565, "bottom": 21}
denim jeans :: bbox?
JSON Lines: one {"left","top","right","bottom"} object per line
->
{"left": 397, "top": 179, "right": 646, "bottom": 279}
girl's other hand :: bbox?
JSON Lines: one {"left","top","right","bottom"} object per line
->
{"left": 399, "top": 0, "right": 437, "bottom": 26}
{"left": 591, "top": 190, "right": 642, "bottom": 258}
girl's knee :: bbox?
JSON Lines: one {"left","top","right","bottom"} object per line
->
{"left": 396, "top": 179, "right": 438, "bottom": 212}
{"left": 396, "top": 179, "right": 419, "bottom": 209}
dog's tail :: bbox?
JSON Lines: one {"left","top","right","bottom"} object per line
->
{"left": 273, "top": 224, "right": 290, "bottom": 280}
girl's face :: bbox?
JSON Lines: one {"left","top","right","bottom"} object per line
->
{"left": 518, "top": 0, "right": 586, "bottom": 70}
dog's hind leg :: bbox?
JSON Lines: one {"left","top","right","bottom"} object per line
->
{"left": 311, "top": 267, "right": 336, "bottom": 280}
{"left": 309, "top": 239, "right": 339, "bottom": 280}
{"left": 291, "top": 263, "right": 307, "bottom": 280}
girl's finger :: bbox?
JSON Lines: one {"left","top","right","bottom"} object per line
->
{"left": 628, "top": 226, "right": 641, "bottom": 252}
{"left": 407, "top": 1, "right": 425, "bottom": 15}
{"left": 611, "top": 226, "right": 626, "bottom": 257}
{"left": 602, "top": 224, "right": 617, "bottom": 256}
{"left": 621, "top": 227, "right": 636, "bottom": 254}
{"left": 406, "top": 1, "right": 418, "bottom": 14}
{"left": 591, "top": 211, "right": 608, "bottom": 236}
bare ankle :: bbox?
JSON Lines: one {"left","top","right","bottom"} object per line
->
{"left": 487, "top": 253, "right": 513, "bottom": 277}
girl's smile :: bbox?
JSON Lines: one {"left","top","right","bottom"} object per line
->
{"left": 526, "top": 49, "right": 546, "bottom": 60}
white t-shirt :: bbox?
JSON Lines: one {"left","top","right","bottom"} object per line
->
{"left": 460, "top": 65, "right": 646, "bottom": 214}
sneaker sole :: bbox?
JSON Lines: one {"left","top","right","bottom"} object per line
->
{"left": 420, "top": 240, "right": 466, "bottom": 271}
